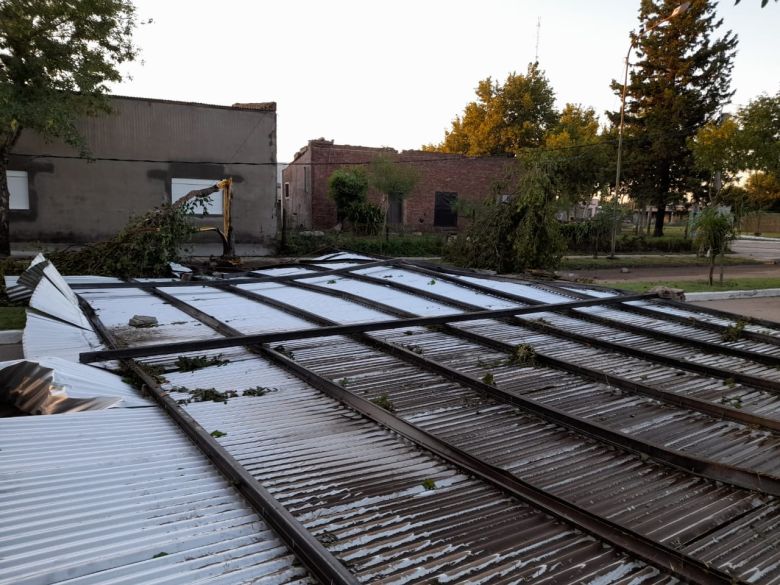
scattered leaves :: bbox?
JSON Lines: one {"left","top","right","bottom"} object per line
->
{"left": 421, "top": 478, "right": 437, "bottom": 491}
{"left": 721, "top": 320, "right": 747, "bottom": 342}
{"left": 175, "top": 354, "right": 229, "bottom": 372}
{"left": 371, "top": 393, "right": 395, "bottom": 412}
{"left": 210, "top": 430, "right": 227, "bottom": 438}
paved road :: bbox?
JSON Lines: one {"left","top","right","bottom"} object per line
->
{"left": 689, "top": 297, "right": 780, "bottom": 324}
{"left": 732, "top": 237, "right": 780, "bottom": 261}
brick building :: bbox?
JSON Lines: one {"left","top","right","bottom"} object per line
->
{"left": 281, "top": 140, "right": 512, "bottom": 232}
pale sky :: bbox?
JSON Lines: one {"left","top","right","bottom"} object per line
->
{"left": 113, "top": 0, "right": 780, "bottom": 163}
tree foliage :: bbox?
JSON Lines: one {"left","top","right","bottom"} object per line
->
{"left": 541, "top": 104, "right": 611, "bottom": 205}
{"left": 445, "top": 156, "right": 565, "bottom": 273}
{"left": 610, "top": 0, "right": 737, "bottom": 237}
{"left": 425, "top": 63, "right": 558, "bottom": 156}
{"left": 737, "top": 91, "right": 780, "bottom": 176}
{"left": 327, "top": 167, "right": 369, "bottom": 221}
{"left": 692, "top": 206, "right": 735, "bottom": 285}
{"left": 0, "top": 0, "right": 140, "bottom": 255}
{"left": 47, "top": 200, "right": 200, "bottom": 278}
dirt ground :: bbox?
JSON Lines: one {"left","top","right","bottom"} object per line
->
{"left": 563, "top": 262, "right": 780, "bottom": 283}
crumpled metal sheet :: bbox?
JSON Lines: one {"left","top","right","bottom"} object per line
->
{"left": 0, "top": 357, "right": 150, "bottom": 415}
{"left": 4, "top": 253, "right": 47, "bottom": 302}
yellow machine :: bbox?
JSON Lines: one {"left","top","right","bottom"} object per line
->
{"left": 173, "top": 178, "right": 238, "bottom": 263}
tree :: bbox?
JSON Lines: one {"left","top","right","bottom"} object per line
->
{"left": 425, "top": 63, "right": 558, "bottom": 156}
{"left": 541, "top": 104, "right": 611, "bottom": 206}
{"left": 736, "top": 92, "right": 780, "bottom": 176}
{"left": 609, "top": 0, "right": 737, "bottom": 237}
{"left": 745, "top": 172, "right": 780, "bottom": 234}
{"left": 689, "top": 116, "right": 740, "bottom": 194}
{"left": 368, "top": 155, "right": 419, "bottom": 239}
{"left": 692, "top": 206, "right": 735, "bottom": 285}
{"left": 445, "top": 155, "right": 566, "bottom": 273}
{"left": 0, "top": 0, "right": 139, "bottom": 256}
{"left": 327, "top": 167, "right": 369, "bottom": 222}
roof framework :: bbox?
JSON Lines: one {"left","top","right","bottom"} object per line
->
{"left": 11, "top": 252, "right": 780, "bottom": 583}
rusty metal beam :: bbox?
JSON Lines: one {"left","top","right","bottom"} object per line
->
{"left": 78, "top": 292, "right": 655, "bottom": 363}
{"left": 130, "top": 283, "right": 734, "bottom": 585}
{"left": 75, "top": 295, "right": 359, "bottom": 585}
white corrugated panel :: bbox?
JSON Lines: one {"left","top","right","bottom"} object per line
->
{"left": 23, "top": 312, "right": 105, "bottom": 363}
{"left": 0, "top": 408, "right": 312, "bottom": 585}
{"left": 238, "top": 281, "right": 390, "bottom": 324}
{"left": 300, "top": 274, "right": 459, "bottom": 317}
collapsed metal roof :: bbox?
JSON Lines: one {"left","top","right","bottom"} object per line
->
{"left": 4, "top": 251, "right": 780, "bottom": 584}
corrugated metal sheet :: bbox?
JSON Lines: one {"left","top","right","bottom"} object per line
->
{"left": 0, "top": 357, "right": 149, "bottom": 414}
{"left": 167, "top": 362, "right": 674, "bottom": 584}
{"left": 18, "top": 253, "right": 780, "bottom": 583}
{"left": 0, "top": 407, "right": 312, "bottom": 585}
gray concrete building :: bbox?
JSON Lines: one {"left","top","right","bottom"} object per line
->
{"left": 7, "top": 96, "right": 278, "bottom": 249}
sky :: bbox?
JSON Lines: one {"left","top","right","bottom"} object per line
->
{"left": 113, "top": 0, "right": 780, "bottom": 163}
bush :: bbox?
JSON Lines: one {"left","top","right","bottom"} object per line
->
{"left": 345, "top": 201, "right": 383, "bottom": 235}
{"left": 562, "top": 220, "right": 694, "bottom": 254}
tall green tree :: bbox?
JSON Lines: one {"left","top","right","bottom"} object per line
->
{"left": 425, "top": 63, "right": 558, "bottom": 156}
{"left": 541, "top": 104, "right": 611, "bottom": 206}
{"left": 0, "top": 0, "right": 139, "bottom": 255}
{"left": 609, "top": 0, "right": 737, "bottom": 237}
{"left": 736, "top": 91, "right": 780, "bottom": 176}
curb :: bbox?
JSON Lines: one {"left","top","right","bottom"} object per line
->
{"left": 685, "top": 288, "right": 780, "bottom": 302}
{"left": 0, "top": 330, "right": 23, "bottom": 344}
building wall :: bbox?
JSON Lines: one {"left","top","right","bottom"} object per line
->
{"left": 8, "top": 96, "right": 277, "bottom": 244}
{"left": 286, "top": 140, "right": 511, "bottom": 232}
{"left": 281, "top": 146, "right": 312, "bottom": 230}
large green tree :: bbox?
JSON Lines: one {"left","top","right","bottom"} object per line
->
{"left": 737, "top": 91, "right": 780, "bottom": 176}
{"left": 425, "top": 62, "right": 558, "bottom": 156}
{"left": 0, "top": 0, "right": 139, "bottom": 255}
{"left": 609, "top": 0, "right": 737, "bottom": 237}
{"left": 541, "top": 103, "right": 611, "bottom": 206}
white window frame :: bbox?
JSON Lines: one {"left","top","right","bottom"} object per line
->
{"left": 7, "top": 170, "right": 30, "bottom": 210}
{"left": 171, "top": 178, "right": 223, "bottom": 215}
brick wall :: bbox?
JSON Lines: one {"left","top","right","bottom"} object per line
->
{"left": 287, "top": 140, "right": 512, "bottom": 231}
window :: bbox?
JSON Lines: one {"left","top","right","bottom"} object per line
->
{"left": 7, "top": 171, "right": 30, "bottom": 210}
{"left": 434, "top": 192, "right": 458, "bottom": 227}
{"left": 171, "top": 178, "right": 222, "bottom": 215}
{"left": 284, "top": 182, "right": 290, "bottom": 198}
{"left": 303, "top": 166, "right": 310, "bottom": 194}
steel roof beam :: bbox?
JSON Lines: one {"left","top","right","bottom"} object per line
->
{"left": 130, "top": 283, "right": 733, "bottom": 585}
{"left": 78, "top": 292, "right": 656, "bottom": 362}
{"left": 75, "top": 295, "right": 359, "bottom": 585}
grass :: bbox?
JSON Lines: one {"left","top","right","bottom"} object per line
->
{"left": 0, "top": 306, "right": 25, "bottom": 330}
{"left": 604, "top": 277, "right": 780, "bottom": 294}
{"left": 560, "top": 255, "right": 759, "bottom": 270}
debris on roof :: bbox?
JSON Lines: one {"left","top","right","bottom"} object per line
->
{"left": 6, "top": 251, "right": 780, "bottom": 583}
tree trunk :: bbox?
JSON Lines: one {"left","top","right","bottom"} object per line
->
{"left": 719, "top": 250, "right": 725, "bottom": 285}
{"left": 708, "top": 252, "right": 715, "bottom": 286}
{"left": 0, "top": 156, "right": 11, "bottom": 257}
{"left": 653, "top": 197, "right": 666, "bottom": 237}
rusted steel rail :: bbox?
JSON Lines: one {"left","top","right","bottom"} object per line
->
{"left": 131, "top": 283, "right": 737, "bottom": 585}
{"left": 75, "top": 296, "right": 359, "bottom": 585}
{"left": 368, "top": 261, "right": 780, "bottom": 392}
{"left": 232, "top": 278, "right": 780, "bottom": 493}
{"left": 316, "top": 261, "right": 780, "bottom": 368}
